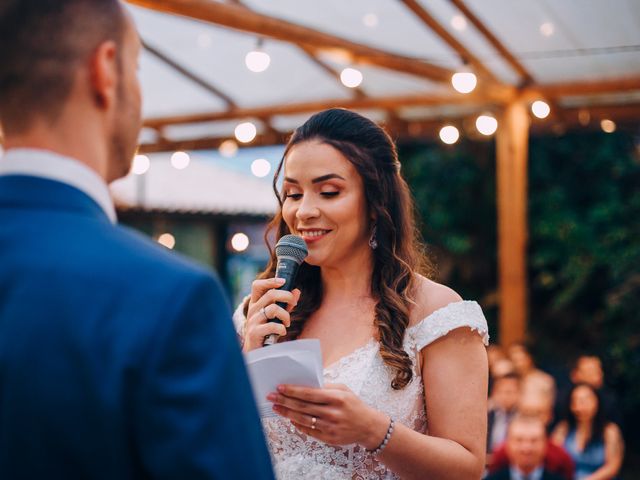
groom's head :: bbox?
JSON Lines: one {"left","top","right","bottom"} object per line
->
{"left": 0, "top": 0, "right": 142, "bottom": 182}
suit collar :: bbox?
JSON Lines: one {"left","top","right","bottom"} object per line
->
{"left": 0, "top": 148, "right": 117, "bottom": 224}
{"left": 0, "top": 174, "right": 113, "bottom": 224}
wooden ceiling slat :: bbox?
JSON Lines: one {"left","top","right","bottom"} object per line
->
{"left": 138, "top": 101, "right": 640, "bottom": 153}
{"left": 143, "top": 91, "right": 493, "bottom": 129}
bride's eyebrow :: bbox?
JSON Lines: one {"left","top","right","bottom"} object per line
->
{"left": 283, "top": 173, "right": 346, "bottom": 184}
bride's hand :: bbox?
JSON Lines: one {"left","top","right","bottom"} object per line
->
{"left": 243, "top": 278, "right": 301, "bottom": 352}
{"left": 267, "top": 383, "right": 390, "bottom": 449}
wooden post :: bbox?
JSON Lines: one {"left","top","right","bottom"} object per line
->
{"left": 496, "top": 100, "right": 529, "bottom": 346}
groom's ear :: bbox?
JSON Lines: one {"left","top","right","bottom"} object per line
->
{"left": 89, "top": 40, "right": 119, "bottom": 110}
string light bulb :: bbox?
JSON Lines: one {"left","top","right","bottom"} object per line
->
{"left": 601, "top": 119, "right": 616, "bottom": 133}
{"left": 476, "top": 114, "right": 498, "bottom": 136}
{"left": 340, "top": 68, "right": 363, "bottom": 88}
{"left": 251, "top": 158, "right": 271, "bottom": 178}
{"left": 157, "top": 233, "right": 176, "bottom": 249}
{"left": 439, "top": 125, "right": 460, "bottom": 145}
{"left": 531, "top": 100, "right": 551, "bottom": 119}
{"left": 171, "top": 151, "right": 190, "bottom": 170}
{"left": 231, "top": 233, "right": 250, "bottom": 252}
{"left": 245, "top": 39, "right": 270, "bottom": 73}
{"left": 451, "top": 70, "right": 477, "bottom": 94}
{"left": 218, "top": 139, "right": 238, "bottom": 158}
{"left": 234, "top": 122, "right": 257, "bottom": 143}
{"left": 132, "top": 155, "right": 150, "bottom": 175}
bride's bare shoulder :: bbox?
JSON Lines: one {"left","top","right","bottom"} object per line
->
{"left": 408, "top": 275, "right": 463, "bottom": 327}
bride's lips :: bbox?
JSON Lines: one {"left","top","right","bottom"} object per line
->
{"left": 297, "top": 229, "right": 332, "bottom": 244}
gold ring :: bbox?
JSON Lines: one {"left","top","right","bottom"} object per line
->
{"left": 311, "top": 416, "right": 317, "bottom": 430}
{"left": 261, "top": 307, "right": 269, "bottom": 321}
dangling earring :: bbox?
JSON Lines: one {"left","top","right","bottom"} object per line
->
{"left": 369, "top": 223, "right": 378, "bottom": 250}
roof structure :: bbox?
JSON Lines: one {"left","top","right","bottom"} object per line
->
{"left": 124, "top": 0, "right": 640, "bottom": 345}
{"left": 126, "top": 0, "right": 640, "bottom": 154}
{"left": 111, "top": 152, "right": 279, "bottom": 216}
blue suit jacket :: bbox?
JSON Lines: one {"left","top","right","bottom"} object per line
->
{"left": 0, "top": 175, "right": 274, "bottom": 479}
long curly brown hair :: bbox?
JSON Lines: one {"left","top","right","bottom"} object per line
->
{"left": 248, "top": 108, "right": 432, "bottom": 389}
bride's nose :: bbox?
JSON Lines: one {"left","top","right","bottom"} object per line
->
{"left": 295, "top": 195, "right": 320, "bottom": 221}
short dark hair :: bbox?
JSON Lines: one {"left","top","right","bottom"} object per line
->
{"left": 0, "top": 0, "right": 126, "bottom": 134}
{"left": 564, "top": 383, "right": 606, "bottom": 448}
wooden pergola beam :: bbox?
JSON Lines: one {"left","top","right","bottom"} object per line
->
{"left": 137, "top": 132, "right": 281, "bottom": 154}
{"left": 534, "top": 76, "right": 640, "bottom": 97}
{"left": 297, "top": 44, "right": 367, "bottom": 99}
{"left": 400, "top": 0, "right": 500, "bottom": 83}
{"left": 137, "top": 101, "right": 640, "bottom": 153}
{"left": 141, "top": 76, "right": 640, "bottom": 130}
{"left": 496, "top": 99, "right": 529, "bottom": 346}
{"left": 449, "top": 0, "right": 534, "bottom": 84}
{"left": 127, "top": 0, "right": 456, "bottom": 83}
{"left": 143, "top": 91, "right": 498, "bottom": 129}
{"left": 230, "top": 0, "right": 365, "bottom": 100}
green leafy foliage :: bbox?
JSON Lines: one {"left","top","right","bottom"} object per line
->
{"left": 399, "top": 131, "right": 640, "bottom": 449}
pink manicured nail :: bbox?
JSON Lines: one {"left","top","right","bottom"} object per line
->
{"left": 266, "top": 393, "right": 277, "bottom": 401}
{"left": 277, "top": 385, "right": 285, "bottom": 393}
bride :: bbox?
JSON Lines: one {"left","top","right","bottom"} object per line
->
{"left": 234, "top": 108, "right": 489, "bottom": 479}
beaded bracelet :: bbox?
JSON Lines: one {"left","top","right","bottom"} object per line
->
{"left": 367, "top": 417, "right": 395, "bottom": 457}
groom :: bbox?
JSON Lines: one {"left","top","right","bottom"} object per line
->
{"left": 0, "top": 1, "right": 273, "bottom": 478}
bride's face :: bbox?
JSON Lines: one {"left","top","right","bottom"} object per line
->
{"left": 281, "top": 140, "right": 370, "bottom": 267}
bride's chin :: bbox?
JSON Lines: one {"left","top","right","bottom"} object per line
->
{"left": 304, "top": 255, "right": 322, "bottom": 267}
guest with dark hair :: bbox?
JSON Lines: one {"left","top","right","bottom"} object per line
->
{"left": 552, "top": 383, "right": 624, "bottom": 480}
{"left": 508, "top": 342, "right": 556, "bottom": 405}
{"left": 488, "top": 373, "right": 521, "bottom": 454}
{"left": 234, "top": 108, "right": 490, "bottom": 479}
{"left": 570, "top": 355, "right": 622, "bottom": 427}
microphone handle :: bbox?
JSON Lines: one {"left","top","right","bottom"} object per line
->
{"left": 263, "top": 255, "right": 300, "bottom": 346}
{"left": 263, "top": 301, "right": 287, "bottom": 346}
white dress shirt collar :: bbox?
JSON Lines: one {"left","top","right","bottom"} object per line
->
{"left": 0, "top": 148, "right": 117, "bottom": 224}
{"left": 510, "top": 465, "right": 544, "bottom": 480}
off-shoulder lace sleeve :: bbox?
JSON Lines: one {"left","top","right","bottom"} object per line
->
{"left": 232, "top": 295, "right": 250, "bottom": 337}
{"left": 408, "top": 300, "right": 489, "bottom": 351}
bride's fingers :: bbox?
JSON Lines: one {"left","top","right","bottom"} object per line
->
{"left": 250, "top": 303, "right": 291, "bottom": 328}
{"left": 287, "top": 289, "right": 301, "bottom": 313}
{"left": 249, "top": 277, "right": 285, "bottom": 304}
{"left": 267, "top": 392, "right": 327, "bottom": 413}
{"left": 252, "top": 322, "right": 287, "bottom": 339}
{"left": 248, "top": 289, "right": 297, "bottom": 321}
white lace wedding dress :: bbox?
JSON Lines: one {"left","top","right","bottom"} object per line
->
{"left": 233, "top": 300, "right": 489, "bottom": 480}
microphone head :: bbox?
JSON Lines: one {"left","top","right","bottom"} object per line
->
{"left": 275, "top": 234, "right": 308, "bottom": 264}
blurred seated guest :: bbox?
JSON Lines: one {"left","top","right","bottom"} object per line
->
{"left": 569, "top": 355, "right": 622, "bottom": 427}
{"left": 488, "top": 344, "right": 509, "bottom": 370}
{"left": 491, "top": 358, "right": 517, "bottom": 382}
{"left": 485, "top": 415, "right": 564, "bottom": 480}
{"left": 490, "top": 394, "right": 574, "bottom": 480}
{"left": 488, "top": 373, "right": 520, "bottom": 454}
{"left": 508, "top": 342, "right": 556, "bottom": 404}
{"left": 552, "top": 383, "right": 624, "bottom": 480}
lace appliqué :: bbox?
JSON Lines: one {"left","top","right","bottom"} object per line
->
{"left": 236, "top": 300, "right": 489, "bottom": 480}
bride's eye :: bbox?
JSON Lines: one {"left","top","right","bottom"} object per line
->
{"left": 320, "top": 191, "right": 339, "bottom": 198}
{"left": 285, "top": 193, "right": 303, "bottom": 200}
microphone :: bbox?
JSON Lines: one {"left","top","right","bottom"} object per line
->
{"left": 263, "top": 234, "right": 308, "bottom": 346}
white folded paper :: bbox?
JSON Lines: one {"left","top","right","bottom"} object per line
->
{"left": 245, "top": 339, "right": 324, "bottom": 418}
